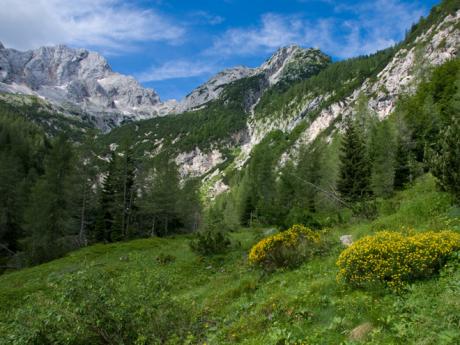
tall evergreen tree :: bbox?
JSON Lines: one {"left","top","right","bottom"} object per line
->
{"left": 338, "top": 118, "right": 371, "bottom": 202}
{"left": 139, "top": 156, "right": 181, "bottom": 236}
{"left": 369, "top": 120, "right": 397, "bottom": 197}
{"left": 75, "top": 133, "right": 98, "bottom": 246}
{"left": 431, "top": 84, "right": 460, "bottom": 202}
{"left": 119, "top": 144, "right": 136, "bottom": 238}
{"left": 95, "top": 151, "right": 122, "bottom": 242}
{"left": 23, "top": 135, "right": 77, "bottom": 264}
{"left": 296, "top": 145, "right": 324, "bottom": 212}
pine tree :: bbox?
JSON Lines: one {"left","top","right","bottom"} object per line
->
{"left": 139, "top": 155, "right": 181, "bottom": 236}
{"left": 75, "top": 133, "right": 98, "bottom": 246}
{"left": 119, "top": 144, "right": 136, "bottom": 238}
{"left": 369, "top": 120, "right": 397, "bottom": 197}
{"left": 338, "top": 118, "right": 371, "bottom": 202}
{"left": 394, "top": 134, "right": 412, "bottom": 190}
{"left": 296, "top": 145, "right": 323, "bottom": 212}
{"left": 432, "top": 90, "right": 460, "bottom": 202}
{"left": 23, "top": 135, "right": 77, "bottom": 264}
{"left": 95, "top": 151, "right": 122, "bottom": 242}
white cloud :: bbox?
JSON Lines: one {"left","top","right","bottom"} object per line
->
{"left": 207, "top": 0, "right": 426, "bottom": 58}
{"left": 0, "top": 0, "right": 184, "bottom": 51}
{"left": 137, "top": 60, "right": 216, "bottom": 82}
{"left": 190, "top": 11, "right": 225, "bottom": 25}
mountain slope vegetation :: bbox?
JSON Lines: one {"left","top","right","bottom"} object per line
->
{"left": 0, "top": 1, "right": 459, "bottom": 344}
{"left": 1, "top": 174, "right": 459, "bottom": 344}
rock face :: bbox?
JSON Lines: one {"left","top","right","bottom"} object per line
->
{"left": 0, "top": 44, "right": 171, "bottom": 125}
{"left": 173, "top": 66, "right": 256, "bottom": 113}
{"left": 173, "top": 45, "right": 331, "bottom": 112}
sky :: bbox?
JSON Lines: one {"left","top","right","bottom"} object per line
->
{"left": 0, "top": 0, "right": 440, "bottom": 100}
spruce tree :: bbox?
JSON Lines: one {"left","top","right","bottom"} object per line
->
{"left": 95, "top": 151, "right": 121, "bottom": 242}
{"left": 23, "top": 135, "right": 77, "bottom": 264}
{"left": 119, "top": 144, "right": 136, "bottom": 238}
{"left": 369, "top": 120, "right": 396, "bottom": 197}
{"left": 338, "top": 118, "right": 371, "bottom": 202}
{"left": 432, "top": 118, "right": 460, "bottom": 202}
{"left": 139, "top": 155, "right": 181, "bottom": 236}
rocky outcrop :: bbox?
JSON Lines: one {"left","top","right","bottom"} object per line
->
{"left": 175, "top": 148, "right": 225, "bottom": 178}
{"left": 296, "top": 10, "right": 460, "bottom": 145}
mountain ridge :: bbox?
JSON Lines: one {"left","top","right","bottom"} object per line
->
{"left": 0, "top": 43, "right": 330, "bottom": 129}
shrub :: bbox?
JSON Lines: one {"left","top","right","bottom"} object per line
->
{"left": 283, "top": 207, "right": 322, "bottom": 230}
{"left": 248, "top": 224, "right": 321, "bottom": 270}
{"left": 189, "top": 229, "right": 231, "bottom": 256}
{"left": 156, "top": 253, "right": 176, "bottom": 265}
{"left": 1, "top": 269, "right": 195, "bottom": 344}
{"left": 337, "top": 230, "right": 460, "bottom": 291}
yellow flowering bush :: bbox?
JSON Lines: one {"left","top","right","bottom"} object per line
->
{"left": 337, "top": 230, "right": 460, "bottom": 291}
{"left": 248, "top": 224, "right": 321, "bottom": 270}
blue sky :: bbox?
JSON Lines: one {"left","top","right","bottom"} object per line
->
{"left": 0, "top": 0, "right": 440, "bottom": 100}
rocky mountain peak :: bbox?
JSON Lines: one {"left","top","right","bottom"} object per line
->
{"left": 173, "top": 45, "right": 330, "bottom": 113}
{"left": 260, "top": 45, "right": 331, "bottom": 85}
{"left": 0, "top": 43, "right": 166, "bottom": 125}
{"left": 0, "top": 42, "right": 4, "bottom": 50}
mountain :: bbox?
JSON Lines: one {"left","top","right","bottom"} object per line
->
{"left": 2, "top": 3, "right": 460, "bottom": 342}
{"left": 175, "top": 46, "right": 331, "bottom": 113}
{"left": 93, "top": 2, "right": 459, "bottom": 201}
{"left": 0, "top": 43, "right": 174, "bottom": 128}
{"left": 0, "top": 43, "right": 330, "bottom": 131}
{"left": 0, "top": 0, "right": 458, "bottom": 207}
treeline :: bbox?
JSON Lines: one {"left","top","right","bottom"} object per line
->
{"left": 210, "top": 58, "right": 460, "bottom": 230}
{"left": 0, "top": 119, "right": 202, "bottom": 268}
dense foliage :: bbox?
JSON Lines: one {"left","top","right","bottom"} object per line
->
{"left": 3, "top": 268, "right": 195, "bottom": 344}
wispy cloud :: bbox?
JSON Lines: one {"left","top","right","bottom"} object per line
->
{"left": 0, "top": 0, "right": 184, "bottom": 52}
{"left": 189, "top": 11, "right": 225, "bottom": 26}
{"left": 137, "top": 60, "right": 217, "bottom": 82}
{"left": 207, "top": 0, "right": 426, "bottom": 58}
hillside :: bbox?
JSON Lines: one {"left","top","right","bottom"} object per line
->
{"left": 1, "top": 175, "right": 459, "bottom": 344}
{"left": 92, "top": 1, "right": 459, "bottom": 192}
{"left": 0, "top": 1, "right": 460, "bottom": 344}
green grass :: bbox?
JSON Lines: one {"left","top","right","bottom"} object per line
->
{"left": 1, "top": 175, "right": 460, "bottom": 344}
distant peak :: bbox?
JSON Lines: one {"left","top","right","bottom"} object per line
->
{"left": 0, "top": 42, "right": 4, "bottom": 50}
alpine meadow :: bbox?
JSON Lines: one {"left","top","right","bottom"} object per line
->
{"left": 1, "top": 0, "right": 460, "bottom": 344}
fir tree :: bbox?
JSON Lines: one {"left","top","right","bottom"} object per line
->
{"left": 369, "top": 120, "right": 397, "bottom": 197}
{"left": 432, "top": 112, "right": 460, "bottom": 201}
{"left": 139, "top": 155, "right": 181, "bottom": 236}
{"left": 338, "top": 118, "right": 372, "bottom": 202}
{"left": 23, "top": 135, "right": 77, "bottom": 264}
{"left": 95, "top": 151, "right": 121, "bottom": 242}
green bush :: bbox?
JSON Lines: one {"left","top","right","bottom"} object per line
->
{"left": 1, "top": 269, "right": 195, "bottom": 344}
{"left": 284, "top": 207, "right": 322, "bottom": 229}
{"left": 189, "top": 229, "right": 231, "bottom": 256}
{"left": 156, "top": 253, "right": 176, "bottom": 265}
